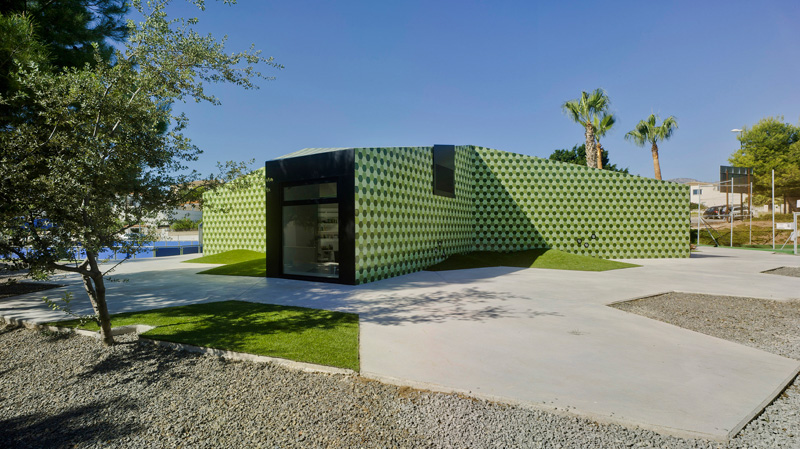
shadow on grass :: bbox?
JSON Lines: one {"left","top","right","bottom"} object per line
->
{"left": 54, "top": 301, "right": 360, "bottom": 370}
{"left": 198, "top": 258, "right": 266, "bottom": 277}
{"left": 0, "top": 399, "right": 142, "bottom": 448}
{"left": 426, "top": 249, "right": 548, "bottom": 272}
{"left": 137, "top": 301, "right": 357, "bottom": 353}
{"left": 426, "top": 248, "right": 637, "bottom": 272}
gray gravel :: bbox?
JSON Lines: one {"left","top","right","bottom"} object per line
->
{"left": 764, "top": 266, "right": 800, "bottom": 278}
{"left": 611, "top": 292, "right": 800, "bottom": 360}
{"left": 1, "top": 290, "right": 798, "bottom": 448}
{"left": 611, "top": 292, "right": 800, "bottom": 448}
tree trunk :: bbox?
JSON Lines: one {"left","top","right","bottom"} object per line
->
{"left": 585, "top": 123, "right": 597, "bottom": 169}
{"left": 596, "top": 141, "right": 604, "bottom": 169}
{"left": 651, "top": 142, "right": 662, "bottom": 180}
{"left": 83, "top": 251, "right": 114, "bottom": 346}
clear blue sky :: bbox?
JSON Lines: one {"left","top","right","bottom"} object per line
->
{"left": 163, "top": 0, "right": 799, "bottom": 182}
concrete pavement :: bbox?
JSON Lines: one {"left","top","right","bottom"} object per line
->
{"left": 1, "top": 246, "right": 799, "bottom": 441}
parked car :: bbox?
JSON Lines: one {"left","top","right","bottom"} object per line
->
{"left": 702, "top": 205, "right": 726, "bottom": 220}
{"left": 726, "top": 206, "right": 752, "bottom": 222}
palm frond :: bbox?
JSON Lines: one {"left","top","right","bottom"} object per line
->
{"left": 593, "top": 113, "right": 616, "bottom": 140}
{"left": 561, "top": 100, "right": 585, "bottom": 124}
{"left": 657, "top": 115, "right": 678, "bottom": 140}
{"left": 624, "top": 129, "right": 645, "bottom": 146}
{"left": 626, "top": 114, "right": 678, "bottom": 147}
{"left": 586, "top": 88, "right": 610, "bottom": 112}
{"left": 562, "top": 88, "right": 611, "bottom": 127}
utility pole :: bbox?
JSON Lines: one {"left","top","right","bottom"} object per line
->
{"left": 772, "top": 169, "right": 776, "bottom": 250}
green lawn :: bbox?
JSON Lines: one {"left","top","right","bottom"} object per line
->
{"left": 695, "top": 243, "right": 796, "bottom": 255}
{"left": 426, "top": 248, "right": 639, "bottom": 272}
{"left": 690, "top": 226, "right": 793, "bottom": 248}
{"left": 198, "top": 258, "right": 267, "bottom": 277}
{"left": 184, "top": 249, "right": 267, "bottom": 277}
{"left": 51, "top": 300, "right": 359, "bottom": 371}
{"left": 184, "top": 249, "right": 265, "bottom": 264}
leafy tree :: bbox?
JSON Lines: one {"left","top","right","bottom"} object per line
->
{"left": 562, "top": 88, "right": 611, "bottom": 169}
{"left": 0, "top": 0, "right": 280, "bottom": 345}
{"left": 0, "top": 13, "right": 49, "bottom": 97}
{"left": 625, "top": 114, "right": 678, "bottom": 181}
{"left": 549, "top": 144, "right": 629, "bottom": 174}
{"left": 0, "top": 0, "right": 128, "bottom": 71}
{"left": 728, "top": 117, "right": 800, "bottom": 203}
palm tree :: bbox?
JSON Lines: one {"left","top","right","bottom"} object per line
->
{"left": 625, "top": 114, "right": 678, "bottom": 180}
{"left": 592, "top": 113, "right": 616, "bottom": 169}
{"left": 562, "top": 89, "right": 611, "bottom": 169}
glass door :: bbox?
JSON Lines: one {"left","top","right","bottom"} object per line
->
{"left": 281, "top": 182, "right": 339, "bottom": 279}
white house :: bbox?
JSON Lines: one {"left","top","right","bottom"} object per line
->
{"left": 684, "top": 181, "right": 749, "bottom": 209}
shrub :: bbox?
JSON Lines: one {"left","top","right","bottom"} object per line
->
{"left": 170, "top": 218, "right": 200, "bottom": 231}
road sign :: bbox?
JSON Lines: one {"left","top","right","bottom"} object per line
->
{"left": 719, "top": 166, "right": 753, "bottom": 194}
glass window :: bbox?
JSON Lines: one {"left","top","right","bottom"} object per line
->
{"left": 282, "top": 203, "right": 339, "bottom": 279}
{"left": 283, "top": 182, "right": 337, "bottom": 202}
{"left": 432, "top": 145, "right": 455, "bottom": 197}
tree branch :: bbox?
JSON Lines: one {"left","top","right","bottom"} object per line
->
{"left": 110, "top": 85, "right": 143, "bottom": 134}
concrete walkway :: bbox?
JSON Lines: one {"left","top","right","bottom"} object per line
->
{"left": 1, "top": 247, "right": 799, "bottom": 441}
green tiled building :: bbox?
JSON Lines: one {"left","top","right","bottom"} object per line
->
{"left": 202, "top": 145, "right": 689, "bottom": 284}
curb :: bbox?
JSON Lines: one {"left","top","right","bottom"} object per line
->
{"left": 0, "top": 315, "right": 100, "bottom": 339}
{"left": 138, "top": 338, "right": 355, "bottom": 376}
{"left": 604, "top": 291, "right": 674, "bottom": 306}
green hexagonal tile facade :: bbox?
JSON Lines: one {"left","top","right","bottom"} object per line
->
{"left": 354, "top": 146, "right": 477, "bottom": 283}
{"left": 472, "top": 147, "right": 689, "bottom": 259}
{"left": 202, "top": 168, "right": 267, "bottom": 255}
{"left": 203, "top": 147, "right": 689, "bottom": 284}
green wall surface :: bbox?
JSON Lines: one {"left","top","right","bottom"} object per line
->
{"left": 353, "top": 145, "right": 688, "bottom": 283}
{"left": 202, "top": 168, "right": 267, "bottom": 255}
{"left": 353, "top": 146, "right": 477, "bottom": 284}
{"left": 473, "top": 147, "right": 689, "bottom": 259}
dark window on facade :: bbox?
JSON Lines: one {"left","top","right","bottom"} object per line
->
{"left": 432, "top": 145, "right": 455, "bottom": 198}
{"left": 283, "top": 182, "right": 337, "bottom": 201}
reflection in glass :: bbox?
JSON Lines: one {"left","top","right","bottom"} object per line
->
{"left": 283, "top": 182, "right": 337, "bottom": 202}
{"left": 282, "top": 203, "right": 339, "bottom": 278}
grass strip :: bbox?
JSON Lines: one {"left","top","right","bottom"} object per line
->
{"left": 51, "top": 300, "right": 359, "bottom": 371}
{"left": 198, "top": 258, "right": 266, "bottom": 277}
{"left": 426, "top": 248, "right": 639, "bottom": 272}
{"left": 695, "top": 244, "right": 796, "bottom": 255}
{"left": 184, "top": 249, "right": 265, "bottom": 264}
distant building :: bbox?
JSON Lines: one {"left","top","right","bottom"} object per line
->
{"left": 678, "top": 180, "right": 750, "bottom": 209}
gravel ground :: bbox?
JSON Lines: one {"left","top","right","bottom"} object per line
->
{"left": 0, "top": 320, "right": 796, "bottom": 449}
{"left": 764, "top": 266, "right": 800, "bottom": 278}
{"left": 611, "top": 292, "right": 800, "bottom": 360}
{"left": 611, "top": 292, "right": 800, "bottom": 448}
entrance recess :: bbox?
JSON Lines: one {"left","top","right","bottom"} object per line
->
{"left": 281, "top": 181, "right": 339, "bottom": 279}
{"left": 266, "top": 149, "right": 355, "bottom": 284}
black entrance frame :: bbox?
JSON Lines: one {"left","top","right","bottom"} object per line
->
{"left": 265, "top": 150, "right": 356, "bottom": 284}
